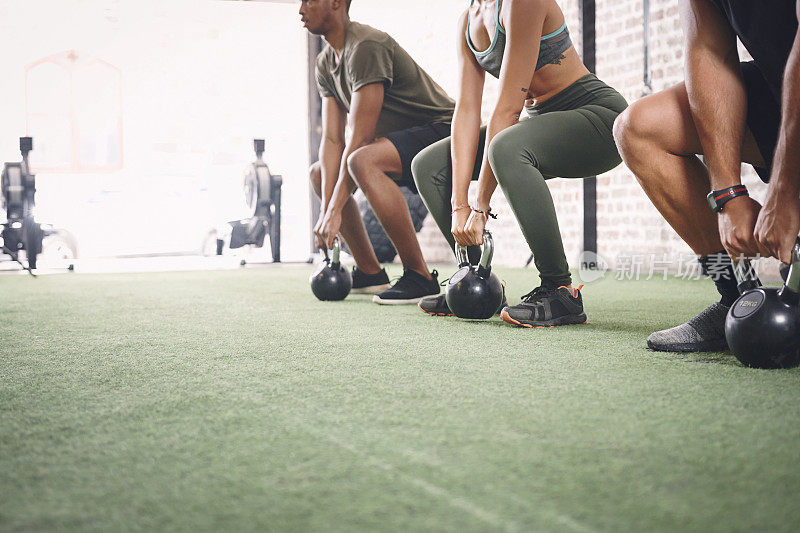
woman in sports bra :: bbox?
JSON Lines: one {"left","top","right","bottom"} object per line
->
{"left": 413, "top": 0, "right": 628, "bottom": 328}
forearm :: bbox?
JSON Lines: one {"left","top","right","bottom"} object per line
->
{"left": 769, "top": 38, "right": 800, "bottom": 196}
{"left": 450, "top": 104, "right": 482, "bottom": 208}
{"left": 685, "top": 49, "right": 747, "bottom": 188}
{"left": 476, "top": 109, "right": 520, "bottom": 208}
{"left": 319, "top": 139, "right": 345, "bottom": 212}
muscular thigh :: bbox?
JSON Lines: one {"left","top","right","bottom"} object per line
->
{"left": 633, "top": 82, "right": 765, "bottom": 167}
{"left": 498, "top": 109, "right": 621, "bottom": 178}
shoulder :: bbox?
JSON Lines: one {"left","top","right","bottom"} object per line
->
{"left": 503, "top": 0, "right": 550, "bottom": 8}
{"left": 347, "top": 21, "right": 394, "bottom": 50}
{"left": 501, "top": 0, "right": 551, "bottom": 30}
{"left": 503, "top": 0, "right": 549, "bottom": 16}
{"left": 458, "top": 9, "right": 469, "bottom": 30}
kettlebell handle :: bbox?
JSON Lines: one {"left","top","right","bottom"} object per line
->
{"left": 330, "top": 236, "right": 342, "bottom": 268}
{"left": 479, "top": 231, "right": 494, "bottom": 271}
{"left": 782, "top": 238, "right": 800, "bottom": 294}
{"left": 731, "top": 238, "right": 800, "bottom": 297}
{"left": 454, "top": 231, "right": 494, "bottom": 269}
{"left": 319, "top": 236, "right": 342, "bottom": 267}
{"left": 455, "top": 245, "right": 470, "bottom": 267}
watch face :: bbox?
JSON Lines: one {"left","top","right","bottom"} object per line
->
{"left": 706, "top": 191, "right": 718, "bottom": 212}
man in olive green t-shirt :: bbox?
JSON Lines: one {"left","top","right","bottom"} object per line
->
{"left": 300, "top": 0, "right": 455, "bottom": 305}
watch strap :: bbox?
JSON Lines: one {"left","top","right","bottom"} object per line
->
{"left": 708, "top": 185, "right": 749, "bottom": 213}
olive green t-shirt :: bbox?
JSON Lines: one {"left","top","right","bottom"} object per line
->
{"left": 315, "top": 22, "right": 455, "bottom": 138}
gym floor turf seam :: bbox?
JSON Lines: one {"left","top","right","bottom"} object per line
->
{"left": 295, "top": 419, "right": 596, "bottom": 533}
{"left": 307, "top": 426, "right": 521, "bottom": 532}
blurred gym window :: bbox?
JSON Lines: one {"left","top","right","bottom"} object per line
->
{"left": 25, "top": 50, "right": 123, "bottom": 172}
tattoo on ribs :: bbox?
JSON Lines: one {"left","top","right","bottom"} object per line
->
{"left": 547, "top": 53, "right": 567, "bottom": 66}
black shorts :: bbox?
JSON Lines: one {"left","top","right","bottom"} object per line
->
{"left": 383, "top": 122, "right": 451, "bottom": 192}
{"left": 742, "top": 61, "right": 781, "bottom": 182}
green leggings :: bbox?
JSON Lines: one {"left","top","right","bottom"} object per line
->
{"left": 412, "top": 74, "right": 628, "bottom": 288}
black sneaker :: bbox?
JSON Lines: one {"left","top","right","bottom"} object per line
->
{"left": 351, "top": 267, "right": 391, "bottom": 295}
{"left": 646, "top": 302, "right": 729, "bottom": 352}
{"left": 418, "top": 292, "right": 509, "bottom": 316}
{"left": 373, "top": 269, "right": 440, "bottom": 305}
{"left": 500, "top": 285, "right": 587, "bottom": 327}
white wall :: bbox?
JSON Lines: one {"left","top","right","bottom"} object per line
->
{"left": 0, "top": 0, "right": 309, "bottom": 260}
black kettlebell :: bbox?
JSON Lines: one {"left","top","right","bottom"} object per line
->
{"left": 310, "top": 237, "right": 352, "bottom": 301}
{"left": 725, "top": 240, "right": 800, "bottom": 369}
{"left": 446, "top": 231, "right": 504, "bottom": 319}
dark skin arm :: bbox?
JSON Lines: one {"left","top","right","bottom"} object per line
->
{"left": 462, "top": 0, "right": 547, "bottom": 246}
{"left": 315, "top": 82, "right": 384, "bottom": 249}
{"left": 682, "top": 0, "right": 762, "bottom": 258}
{"left": 754, "top": 0, "right": 800, "bottom": 264}
{"left": 313, "top": 96, "right": 347, "bottom": 249}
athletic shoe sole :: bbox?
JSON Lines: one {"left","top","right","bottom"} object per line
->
{"left": 500, "top": 309, "right": 588, "bottom": 328}
{"left": 645, "top": 338, "right": 728, "bottom": 353}
{"left": 351, "top": 283, "right": 391, "bottom": 295}
{"left": 418, "top": 304, "right": 453, "bottom": 317}
{"left": 373, "top": 295, "right": 428, "bottom": 305}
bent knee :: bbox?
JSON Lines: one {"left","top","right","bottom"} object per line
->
{"left": 488, "top": 129, "right": 532, "bottom": 173}
{"left": 410, "top": 144, "right": 438, "bottom": 188}
{"left": 409, "top": 148, "right": 427, "bottom": 181}
{"left": 613, "top": 99, "right": 664, "bottom": 156}
{"left": 346, "top": 146, "right": 375, "bottom": 184}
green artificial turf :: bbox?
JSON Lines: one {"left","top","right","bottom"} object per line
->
{"left": 1, "top": 265, "right": 799, "bottom": 532}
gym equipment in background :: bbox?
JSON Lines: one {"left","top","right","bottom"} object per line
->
{"left": 207, "top": 139, "right": 282, "bottom": 262}
{"left": 1, "top": 137, "right": 40, "bottom": 274}
{"left": 726, "top": 242, "right": 800, "bottom": 369}
{"left": 1, "top": 137, "right": 78, "bottom": 275}
{"left": 310, "top": 237, "right": 352, "bottom": 301}
{"left": 446, "top": 231, "right": 504, "bottom": 319}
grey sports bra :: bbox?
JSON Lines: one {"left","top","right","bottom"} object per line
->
{"left": 466, "top": 0, "right": 573, "bottom": 78}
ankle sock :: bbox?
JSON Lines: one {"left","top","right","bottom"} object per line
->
{"left": 698, "top": 251, "right": 746, "bottom": 307}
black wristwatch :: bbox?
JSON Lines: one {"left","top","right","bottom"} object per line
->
{"left": 707, "top": 185, "right": 749, "bottom": 213}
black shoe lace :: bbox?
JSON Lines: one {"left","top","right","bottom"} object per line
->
{"left": 521, "top": 286, "right": 553, "bottom": 303}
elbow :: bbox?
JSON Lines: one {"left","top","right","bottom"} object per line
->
{"left": 491, "top": 98, "right": 524, "bottom": 124}
{"left": 489, "top": 107, "right": 522, "bottom": 127}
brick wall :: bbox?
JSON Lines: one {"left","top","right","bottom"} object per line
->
{"left": 350, "top": 1, "right": 776, "bottom": 276}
